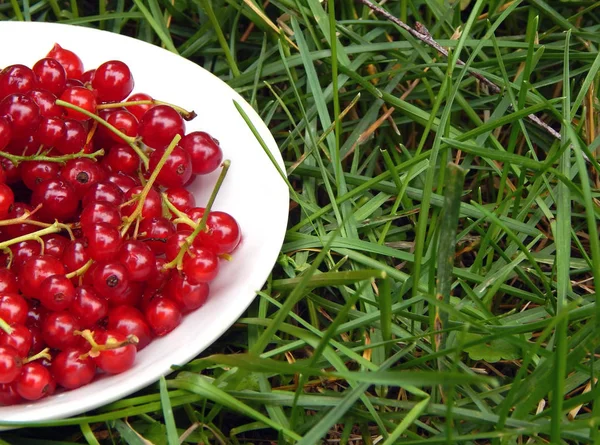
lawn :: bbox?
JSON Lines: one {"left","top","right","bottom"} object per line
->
{"left": 1, "top": 0, "right": 599, "bottom": 444}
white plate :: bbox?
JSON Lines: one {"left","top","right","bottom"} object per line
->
{"left": 0, "top": 22, "right": 288, "bottom": 423}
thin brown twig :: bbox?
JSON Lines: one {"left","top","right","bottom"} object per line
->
{"left": 358, "top": 0, "right": 563, "bottom": 143}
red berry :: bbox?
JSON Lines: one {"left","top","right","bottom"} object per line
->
{"left": 144, "top": 297, "right": 182, "bottom": 337}
{"left": 51, "top": 347, "right": 96, "bottom": 390}
{"left": 0, "top": 65, "right": 37, "bottom": 97}
{"left": 27, "top": 89, "right": 62, "bottom": 118}
{"left": 59, "top": 86, "right": 97, "bottom": 121}
{"left": 0, "top": 94, "right": 41, "bottom": 137}
{"left": 54, "top": 118, "right": 86, "bottom": 154}
{"left": 41, "top": 311, "right": 80, "bottom": 350}
{"left": 149, "top": 145, "right": 192, "bottom": 188}
{"left": 0, "top": 382, "right": 22, "bottom": 405}
{"left": 83, "top": 222, "right": 122, "bottom": 262}
{"left": 82, "top": 181, "right": 124, "bottom": 207}
{"left": 0, "top": 183, "right": 14, "bottom": 218}
{"left": 20, "top": 160, "right": 61, "bottom": 190}
{"left": 0, "top": 346, "right": 22, "bottom": 384}
{"left": 138, "top": 217, "right": 175, "bottom": 255}
{"left": 31, "top": 178, "right": 79, "bottom": 222}
{"left": 80, "top": 201, "right": 121, "bottom": 229}
{"left": 182, "top": 245, "right": 219, "bottom": 284}
{"left": 71, "top": 285, "right": 108, "bottom": 328}
{"left": 18, "top": 254, "right": 66, "bottom": 298}
{"left": 91, "top": 330, "right": 137, "bottom": 374}
{"left": 41, "top": 233, "right": 69, "bottom": 259}
{"left": 92, "top": 61, "right": 134, "bottom": 103}
{"left": 165, "top": 273, "right": 209, "bottom": 313}
{"left": 103, "top": 145, "right": 139, "bottom": 175}
{"left": 125, "top": 92, "right": 152, "bottom": 120}
{"left": 180, "top": 131, "right": 223, "bottom": 175}
{"left": 108, "top": 305, "right": 152, "bottom": 350}
{"left": 60, "top": 157, "right": 106, "bottom": 198}
{"left": 0, "top": 116, "right": 12, "bottom": 151}
{"left": 46, "top": 44, "right": 84, "bottom": 80}
{"left": 16, "top": 362, "right": 55, "bottom": 401}
{"left": 195, "top": 211, "right": 241, "bottom": 254}
{"left": 0, "top": 323, "right": 32, "bottom": 357}
{"left": 36, "top": 116, "right": 66, "bottom": 148}
{"left": 121, "top": 185, "right": 162, "bottom": 220}
{"left": 92, "top": 262, "right": 130, "bottom": 302}
{"left": 118, "top": 240, "right": 155, "bottom": 282}
{"left": 62, "top": 239, "right": 90, "bottom": 277}
{"left": 138, "top": 105, "right": 185, "bottom": 150}
{"left": 38, "top": 274, "right": 76, "bottom": 311}
{"left": 0, "top": 293, "right": 26, "bottom": 325}
{"left": 33, "top": 58, "right": 67, "bottom": 96}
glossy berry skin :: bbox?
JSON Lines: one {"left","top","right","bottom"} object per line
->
{"left": 121, "top": 185, "right": 162, "bottom": 219}
{"left": 0, "top": 94, "right": 41, "bottom": 137}
{"left": 55, "top": 119, "right": 86, "bottom": 154}
{"left": 92, "top": 262, "right": 130, "bottom": 302}
{"left": 0, "top": 323, "right": 32, "bottom": 357}
{"left": 196, "top": 211, "right": 241, "bottom": 255}
{"left": 179, "top": 131, "right": 223, "bottom": 175}
{"left": 0, "top": 116, "right": 12, "bottom": 151}
{"left": 80, "top": 201, "right": 121, "bottom": 229}
{"left": 38, "top": 274, "right": 76, "bottom": 311}
{"left": 81, "top": 69, "right": 95, "bottom": 85}
{"left": 108, "top": 305, "right": 152, "bottom": 350}
{"left": 125, "top": 92, "right": 152, "bottom": 120}
{"left": 165, "top": 273, "right": 209, "bottom": 313}
{"left": 60, "top": 157, "right": 106, "bottom": 198}
{"left": 144, "top": 297, "right": 182, "bottom": 337}
{"left": 18, "top": 255, "right": 66, "bottom": 298}
{"left": 10, "top": 240, "right": 42, "bottom": 274}
{"left": 149, "top": 145, "right": 192, "bottom": 188}
{"left": 41, "top": 233, "right": 69, "bottom": 259}
{"left": 59, "top": 86, "right": 97, "bottom": 121}
{"left": 106, "top": 110, "right": 138, "bottom": 142}
{"left": 4, "top": 203, "right": 36, "bottom": 239}
{"left": 103, "top": 145, "right": 139, "bottom": 175}
{"left": 137, "top": 217, "right": 176, "bottom": 255}
{"left": 0, "top": 183, "right": 14, "bottom": 219}
{"left": 138, "top": 105, "right": 185, "bottom": 150}
{"left": 51, "top": 348, "right": 96, "bottom": 390}
{"left": 37, "top": 116, "right": 66, "bottom": 148}
{"left": 182, "top": 246, "right": 219, "bottom": 284}
{"left": 31, "top": 178, "right": 79, "bottom": 222}
{"left": 105, "top": 172, "right": 139, "bottom": 194}
{"left": 0, "top": 65, "right": 37, "bottom": 97}
{"left": 0, "top": 347, "right": 21, "bottom": 385}
{"left": 46, "top": 44, "right": 84, "bottom": 80}
{"left": 20, "top": 160, "right": 61, "bottom": 190}
{"left": 164, "top": 187, "right": 195, "bottom": 212}
{"left": 91, "top": 330, "right": 137, "bottom": 374}
{"left": 71, "top": 285, "right": 108, "bottom": 328}
{"left": 16, "top": 362, "right": 55, "bottom": 401}
{"left": 0, "top": 382, "right": 22, "bottom": 405}
{"left": 92, "top": 61, "right": 134, "bottom": 103}
{"left": 27, "top": 89, "right": 62, "bottom": 118}
{"left": 41, "top": 311, "right": 80, "bottom": 350}
{"left": 82, "top": 181, "right": 124, "bottom": 207}
{"left": 164, "top": 230, "right": 193, "bottom": 262}
{"left": 62, "top": 239, "right": 90, "bottom": 277}
{"left": 0, "top": 293, "right": 27, "bottom": 325}
{"left": 0, "top": 269, "right": 19, "bottom": 294}
{"left": 32, "top": 58, "right": 67, "bottom": 96}
{"left": 118, "top": 240, "right": 155, "bottom": 282}
{"left": 83, "top": 222, "right": 122, "bottom": 262}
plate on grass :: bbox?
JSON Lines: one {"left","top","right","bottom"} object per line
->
{"left": 0, "top": 22, "right": 288, "bottom": 424}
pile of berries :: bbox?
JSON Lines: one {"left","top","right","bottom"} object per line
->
{"left": 0, "top": 43, "right": 241, "bottom": 405}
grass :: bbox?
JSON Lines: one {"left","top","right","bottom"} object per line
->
{"left": 1, "top": 0, "right": 600, "bottom": 443}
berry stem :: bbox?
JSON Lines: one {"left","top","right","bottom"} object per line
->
{"left": 75, "top": 329, "right": 139, "bottom": 359}
{"left": 97, "top": 100, "right": 197, "bottom": 121}
{"left": 65, "top": 259, "right": 93, "bottom": 280}
{"left": 0, "top": 148, "right": 105, "bottom": 166}
{"left": 163, "top": 160, "right": 230, "bottom": 270}
{"left": 55, "top": 99, "right": 149, "bottom": 168}
{"left": 0, "top": 317, "right": 13, "bottom": 335}
{"left": 0, "top": 222, "right": 61, "bottom": 251}
{"left": 161, "top": 194, "right": 197, "bottom": 228}
{"left": 120, "top": 134, "right": 182, "bottom": 237}
{"left": 23, "top": 348, "right": 52, "bottom": 364}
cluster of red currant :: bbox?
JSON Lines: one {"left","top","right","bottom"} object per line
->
{"left": 0, "top": 44, "right": 241, "bottom": 404}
